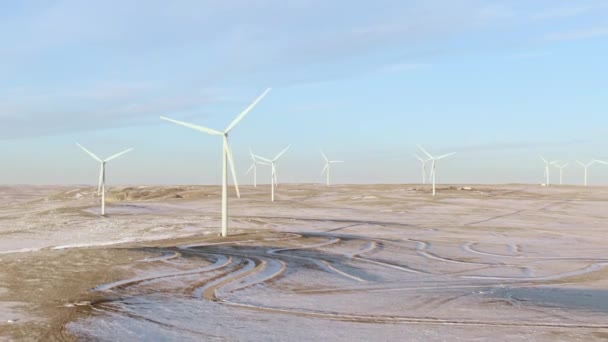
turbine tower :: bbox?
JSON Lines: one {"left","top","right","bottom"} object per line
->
{"left": 417, "top": 145, "right": 455, "bottom": 197}
{"left": 76, "top": 143, "right": 133, "bottom": 216}
{"left": 554, "top": 162, "right": 568, "bottom": 185}
{"left": 414, "top": 154, "right": 430, "bottom": 185}
{"left": 577, "top": 160, "right": 596, "bottom": 186}
{"left": 321, "top": 151, "right": 344, "bottom": 187}
{"left": 540, "top": 156, "right": 561, "bottom": 186}
{"left": 252, "top": 145, "right": 291, "bottom": 202}
{"left": 160, "top": 88, "right": 270, "bottom": 237}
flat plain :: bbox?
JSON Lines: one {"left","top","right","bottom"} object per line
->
{"left": 0, "top": 184, "right": 607, "bottom": 341}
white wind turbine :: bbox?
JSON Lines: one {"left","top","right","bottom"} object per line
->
{"left": 577, "top": 160, "right": 596, "bottom": 186}
{"left": 554, "top": 162, "right": 568, "bottom": 185}
{"left": 160, "top": 88, "right": 270, "bottom": 237}
{"left": 321, "top": 151, "right": 344, "bottom": 187}
{"left": 76, "top": 143, "right": 133, "bottom": 216}
{"left": 245, "top": 148, "right": 266, "bottom": 188}
{"left": 414, "top": 154, "right": 430, "bottom": 185}
{"left": 252, "top": 145, "right": 291, "bottom": 202}
{"left": 540, "top": 156, "right": 561, "bottom": 186}
{"left": 417, "top": 145, "right": 455, "bottom": 197}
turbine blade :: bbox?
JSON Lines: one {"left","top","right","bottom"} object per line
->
{"left": 417, "top": 145, "right": 433, "bottom": 159}
{"left": 245, "top": 163, "right": 255, "bottom": 175}
{"left": 253, "top": 154, "right": 272, "bottom": 163}
{"left": 321, "top": 150, "right": 329, "bottom": 162}
{"left": 414, "top": 154, "right": 424, "bottom": 162}
{"left": 76, "top": 143, "right": 102, "bottom": 162}
{"left": 249, "top": 147, "right": 257, "bottom": 161}
{"left": 273, "top": 144, "right": 291, "bottom": 161}
{"left": 436, "top": 152, "right": 455, "bottom": 160}
{"left": 104, "top": 148, "right": 134, "bottom": 162}
{"left": 225, "top": 88, "right": 271, "bottom": 133}
{"left": 225, "top": 138, "right": 240, "bottom": 198}
{"left": 540, "top": 155, "right": 548, "bottom": 163}
{"left": 160, "top": 116, "right": 223, "bottom": 136}
{"left": 330, "top": 160, "right": 344, "bottom": 163}
{"left": 321, "top": 164, "right": 329, "bottom": 175}
{"left": 594, "top": 159, "right": 608, "bottom": 165}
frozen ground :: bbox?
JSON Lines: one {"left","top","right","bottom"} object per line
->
{"left": 0, "top": 184, "right": 608, "bottom": 341}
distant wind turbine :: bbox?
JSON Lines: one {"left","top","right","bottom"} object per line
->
{"left": 160, "top": 88, "right": 270, "bottom": 237}
{"left": 252, "top": 145, "right": 291, "bottom": 202}
{"left": 76, "top": 143, "right": 133, "bottom": 216}
{"left": 540, "top": 156, "right": 561, "bottom": 186}
{"left": 417, "top": 145, "right": 455, "bottom": 197}
{"left": 321, "top": 151, "right": 344, "bottom": 187}
{"left": 414, "top": 154, "right": 430, "bottom": 185}
{"left": 576, "top": 160, "right": 596, "bottom": 186}
{"left": 554, "top": 162, "right": 568, "bottom": 185}
{"left": 245, "top": 148, "right": 266, "bottom": 188}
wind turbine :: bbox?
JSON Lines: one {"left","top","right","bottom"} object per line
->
{"left": 252, "top": 145, "right": 291, "bottom": 202}
{"left": 414, "top": 154, "right": 430, "bottom": 185}
{"left": 577, "top": 160, "right": 596, "bottom": 186}
{"left": 160, "top": 88, "right": 270, "bottom": 237}
{"left": 540, "top": 156, "right": 561, "bottom": 186}
{"left": 416, "top": 145, "right": 455, "bottom": 197}
{"left": 321, "top": 151, "right": 344, "bottom": 187}
{"left": 245, "top": 148, "right": 266, "bottom": 188}
{"left": 554, "top": 162, "right": 568, "bottom": 185}
{"left": 76, "top": 143, "right": 133, "bottom": 216}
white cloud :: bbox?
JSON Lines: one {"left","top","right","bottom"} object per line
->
{"left": 381, "top": 63, "right": 431, "bottom": 73}
{"left": 507, "top": 51, "right": 552, "bottom": 60}
{"left": 531, "top": 3, "right": 608, "bottom": 21}
{"left": 546, "top": 27, "right": 608, "bottom": 41}
{"left": 0, "top": 82, "right": 246, "bottom": 139}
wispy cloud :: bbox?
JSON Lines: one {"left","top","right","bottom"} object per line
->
{"left": 1, "top": 0, "right": 601, "bottom": 141}
{"left": 286, "top": 101, "right": 344, "bottom": 114}
{"left": 531, "top": 3, "right": 608, "bottom": 21}
{"left": 447, "top": 139, "right": 590, "bottom": 153}
{"left": 381, "top": 63, "right": 431, "bottom": 73}
{"left": 0, "top": 83, "right": 247, "bottom": 139}
{"left": 507, "top": 51, "right": 552, "bottom": 60}
{"left": 546, "top": 27, "right": 608, "bottom": 41}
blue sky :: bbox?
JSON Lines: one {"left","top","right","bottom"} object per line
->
{"left": 1, "top": 0, "right": 607, "bottom": 185}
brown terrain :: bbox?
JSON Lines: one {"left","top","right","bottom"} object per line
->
{"left": 1, "top": 184, "right": 607, "bottom": 341}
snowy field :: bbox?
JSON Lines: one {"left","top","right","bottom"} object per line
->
{"left": 1, "top": 184, "right": 608, "bottom": 341}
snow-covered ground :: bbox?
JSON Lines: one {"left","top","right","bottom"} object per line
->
{"left": 1, "top": 184, "right": 608, "bottom": 341}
